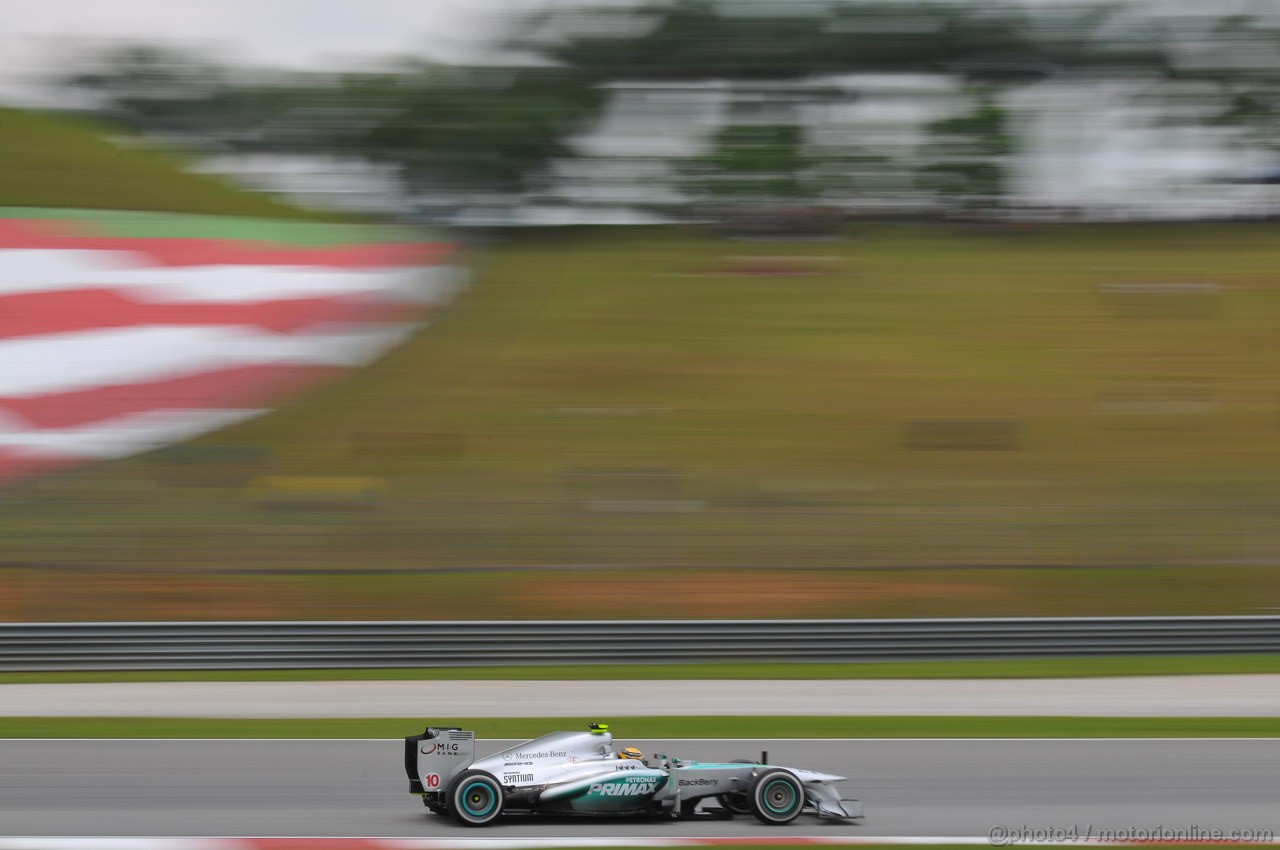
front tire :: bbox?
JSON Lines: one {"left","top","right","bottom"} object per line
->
{"left": 448, "top": 770, "right": 504, "bottom": 827}
{"left": 749, "top": 768, "right": 804, "bottom": 825}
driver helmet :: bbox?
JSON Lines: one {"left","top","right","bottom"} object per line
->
{"left": 617, "top": 746, "right": 644, "bottom": 761}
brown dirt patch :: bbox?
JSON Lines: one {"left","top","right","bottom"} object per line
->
{"left": 502, "top": 572, "right": 1013, "bottom": 619}
{"left": 0, "top": 573, "right": 316, "bottom": 622}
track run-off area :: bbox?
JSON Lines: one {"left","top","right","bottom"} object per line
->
{"left": 2, "top": 737, "right": 1277, "bottom": 841}
{"left": 5, "top": 676, "right": 1280, "bottom": 717}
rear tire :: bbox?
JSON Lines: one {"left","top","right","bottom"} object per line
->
{"left": 749, "top": 768, "right": 804, "bottom": 825}
{"left": 448, "top": 770, "right": 504, "bottom": 827}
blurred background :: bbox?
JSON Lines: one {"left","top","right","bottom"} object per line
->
{"left": 3, "top": 0, "right": 1280, "bottom": 622}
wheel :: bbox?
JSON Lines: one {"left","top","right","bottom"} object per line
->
{"left": 447, "top": 770, "right": 504, "bottom": 827}
{"left": 749, "top": 768, "right": 804, "bottom": 825}
{"left": 717, "top": 792, "right": 752, "bottom": 814}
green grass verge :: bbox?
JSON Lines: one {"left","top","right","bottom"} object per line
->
{"left": 3, "top": 715, "right": 1277, "bottom": 738}
{"left": 4, "top": 653, "right": 1280, "bottom": 685}
{"left": 0, "top": 107, "right": 324, "bottom": 219}
{"left": 1, "top": 206, "right": 420, "bottom": 244}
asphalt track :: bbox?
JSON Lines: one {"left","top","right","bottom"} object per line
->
{"left": 2, "top": 738, "right": 1277, "bottom": 839}
{"left": 6, "top": 675, "right": 1280, "bottom": 716}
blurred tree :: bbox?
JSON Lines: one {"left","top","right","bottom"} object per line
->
{"left": 1202, "top": 16, "right": 1280, "bottom": 157}
{"left": 684, "top": 123, "right": 815, "bottom": 202}
{"left": 62, "top": 44, "right": 229, "bottom": 135}
{"left": 916, "top": 89, "right": 1014, "bottom": 214}
{"left": 539, "top": 0, "right": 1172, "bottom": 85}
{"left": 346, "top": 66, "right": 604, "bottom": 197}
{"left": 62, "top": 49, "right": 603, "bottom": 199}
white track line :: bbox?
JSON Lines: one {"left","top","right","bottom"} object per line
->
{"left": 2, "top": 839, "right": 1278, "bottom": 848}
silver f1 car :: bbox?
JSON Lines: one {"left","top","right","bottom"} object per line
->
{"left": 403, "top": 723, "right": 863, "bottom": 827}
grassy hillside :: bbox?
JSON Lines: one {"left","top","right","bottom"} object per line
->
{"left": 3, "top": 223, "right": 1280, "bottom": 621}
{"left": 0, "top": 107, "right": 321, "bottom": 219}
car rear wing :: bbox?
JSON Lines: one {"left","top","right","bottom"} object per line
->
{"left": 404, "top": 727, "right": 476, "bottom": 794}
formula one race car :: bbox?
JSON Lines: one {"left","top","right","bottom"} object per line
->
{"left": 404, "top": 723, "right": 863, "bottom": 827}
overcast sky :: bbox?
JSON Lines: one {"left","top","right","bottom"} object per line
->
{"left": 0, "top": 0, "right": 620, "bottom": 103}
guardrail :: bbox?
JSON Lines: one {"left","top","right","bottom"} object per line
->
{"left": 2, "top": 617, "right": 1279, "bottom": 670}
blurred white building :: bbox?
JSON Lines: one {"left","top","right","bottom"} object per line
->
{"left": 192, "top": 153, "right": 408, "bottom": 215}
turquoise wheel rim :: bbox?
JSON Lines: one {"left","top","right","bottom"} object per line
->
{"left": 763, "top": 778, "right": 798, "bottom": 815}
{"left": 461, "top": 780, "right": 497, "bottom": 817}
